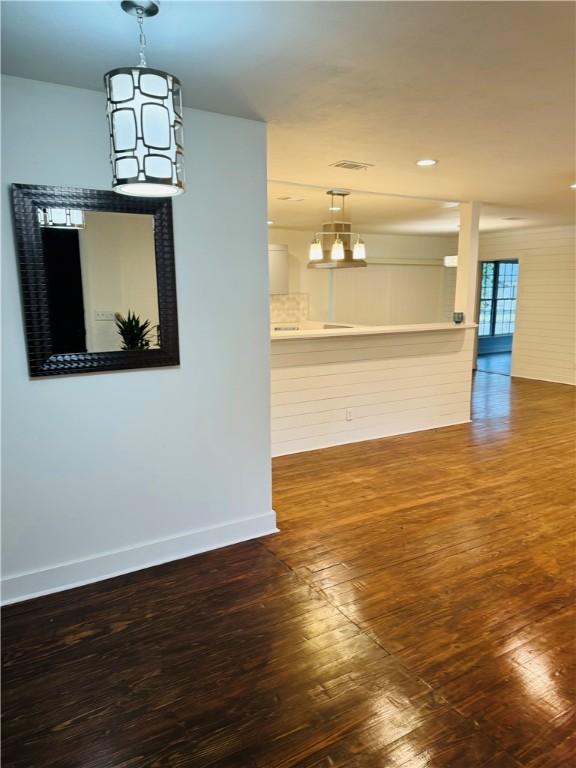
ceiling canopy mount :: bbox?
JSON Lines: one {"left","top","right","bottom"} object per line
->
{"left": 120, "top": 1, "right": 160, "bottom": 18}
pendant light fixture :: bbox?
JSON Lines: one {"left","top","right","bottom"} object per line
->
{"left": 104, "top": 1, "right": 185, "bottom": 197}
{"left": 309, "top": 236, "right": 324, "bottom": 261}
{"left": 331, "top": 236, "right": 345, "bottom": 261}
{"left": 308, "top": 191, "right": 367, "bottom": 268}
{"left": 353, "top": 237, "right": 366, "bottom": 261}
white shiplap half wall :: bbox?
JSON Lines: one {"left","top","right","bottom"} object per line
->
{"left": 271, "top": 329, "right": 474, "bottom": 456}
{"left": 480, "top": 226, "right": 575, "bottom": 386}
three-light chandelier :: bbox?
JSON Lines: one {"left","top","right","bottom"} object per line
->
{"left": 308, "top": 191, "right": 367, "bottom": 268}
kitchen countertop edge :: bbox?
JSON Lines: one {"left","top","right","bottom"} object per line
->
{"left": 271, "top": 322, "right": 477, "bottom": 341}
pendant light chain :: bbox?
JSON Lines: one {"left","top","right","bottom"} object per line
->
{"left": 136, "top": 8, "right": 148, "bottom": 67}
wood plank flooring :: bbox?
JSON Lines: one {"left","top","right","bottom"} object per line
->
{"left": 2, "top": 371, "right": 575, "bottom": 767}
{"left": 476, "top": 352, "right": 512, "bottom": 376}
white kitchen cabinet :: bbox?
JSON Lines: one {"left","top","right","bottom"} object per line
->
{"left": 268, "top": 244, "right": 289, "bottom": 294}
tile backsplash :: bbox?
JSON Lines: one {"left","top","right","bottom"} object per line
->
{"left": 270, "top": 293, "right": 309, "bottom": 323}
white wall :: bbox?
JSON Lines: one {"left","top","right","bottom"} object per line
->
{"left": 1, "top": 76, "right": 275, "bottom": 603}
{"left": 329, "top": 264, "right": 452, "bottom": 326}
{"left": 479, "top": 226, "right": 575, "bottom": 385}
{"left": 269, "top": 228, "right": 458, "bottom": 325}
{"left": 79, "top": 212, "right": 159, "bottom": 352}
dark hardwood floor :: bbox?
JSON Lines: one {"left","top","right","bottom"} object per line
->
{"left": 476, "top": 352, "right": 512, "bottom": 376}
{"left": 2, "top": 371, "right": 575, "bottom": 767}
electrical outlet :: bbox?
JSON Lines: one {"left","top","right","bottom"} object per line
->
{"left": 95, "top": 311, "right": 116, "bottom": 321}
{"left": 345, "top": 408, "right": 353, "bottom": 421}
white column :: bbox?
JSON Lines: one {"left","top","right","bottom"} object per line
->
{"left": 327, "top": 269, "right": 335, "bottom": 321}
{"left": 455, "top": 201, "right": 481, "bottom": 321}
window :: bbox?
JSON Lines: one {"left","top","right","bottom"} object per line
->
{"left": 479, "top": 261, "right": 518, "bottom": 337}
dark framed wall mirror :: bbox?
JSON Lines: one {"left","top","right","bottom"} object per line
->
{"left": 11, "top": 184, "right": 180, "bottom": 377}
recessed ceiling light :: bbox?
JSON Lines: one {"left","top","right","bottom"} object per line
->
{"left": 328, "top": 206, "right": 342, "bottom": 212}
{"left": 416, "top": 158, "right": 437, "bottom": 167}
{"left": 267, "top": 220, "right": 274, "bottom": 225}
{"left": 443, "top": 201, "right": 459, "bottom": 208}
{"left": 570, "top": 183, "right": 576, "bottom": 189}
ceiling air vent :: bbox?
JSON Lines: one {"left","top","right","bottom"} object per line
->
{"left": 277, "top": 196, "right": 305, "bottom": 202}
{"left": 330, "top": 160, "right": 374, "bottom": 171}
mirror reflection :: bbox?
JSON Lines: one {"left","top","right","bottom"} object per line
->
{"left": 39, "top": 210, "right": 159, "bottom": 354}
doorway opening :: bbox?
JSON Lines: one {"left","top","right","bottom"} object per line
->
{"left": 42, "top": 228, "right": 87, "bottom": 354}
{"left": 476, "top": 260, "right": 518, "bottom": 376}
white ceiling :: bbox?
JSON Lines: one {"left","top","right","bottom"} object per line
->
{"left": 2, "top": 1, "right": 575, "bottom": 234}
{"left": 268, "top": 181, "right": 463, "bottom": 235}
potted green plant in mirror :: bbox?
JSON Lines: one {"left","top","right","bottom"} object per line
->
{"left": 114, "top": 311, "right": 155, "bottom": 351}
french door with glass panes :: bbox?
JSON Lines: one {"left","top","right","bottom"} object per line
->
{"left": 478, "top": 260, "right": 519, "bottom": 338}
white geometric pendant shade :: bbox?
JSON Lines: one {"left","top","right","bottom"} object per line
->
{"left": 104, "top": 66, "right": 185, "bottom": 197}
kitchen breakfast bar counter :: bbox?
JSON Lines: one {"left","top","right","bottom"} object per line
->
{"left": 271, "top": 322, "right": 477, "bottom": 456}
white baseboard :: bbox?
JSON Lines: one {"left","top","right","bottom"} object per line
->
{"left": 1, "top": 511, "right": 278, "bottom": 606}
{"left": 511, "top": 372, "right": 575, "bottom": 386}
{"left": 272, "top": 418, "right": 472, "bottom": 457}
